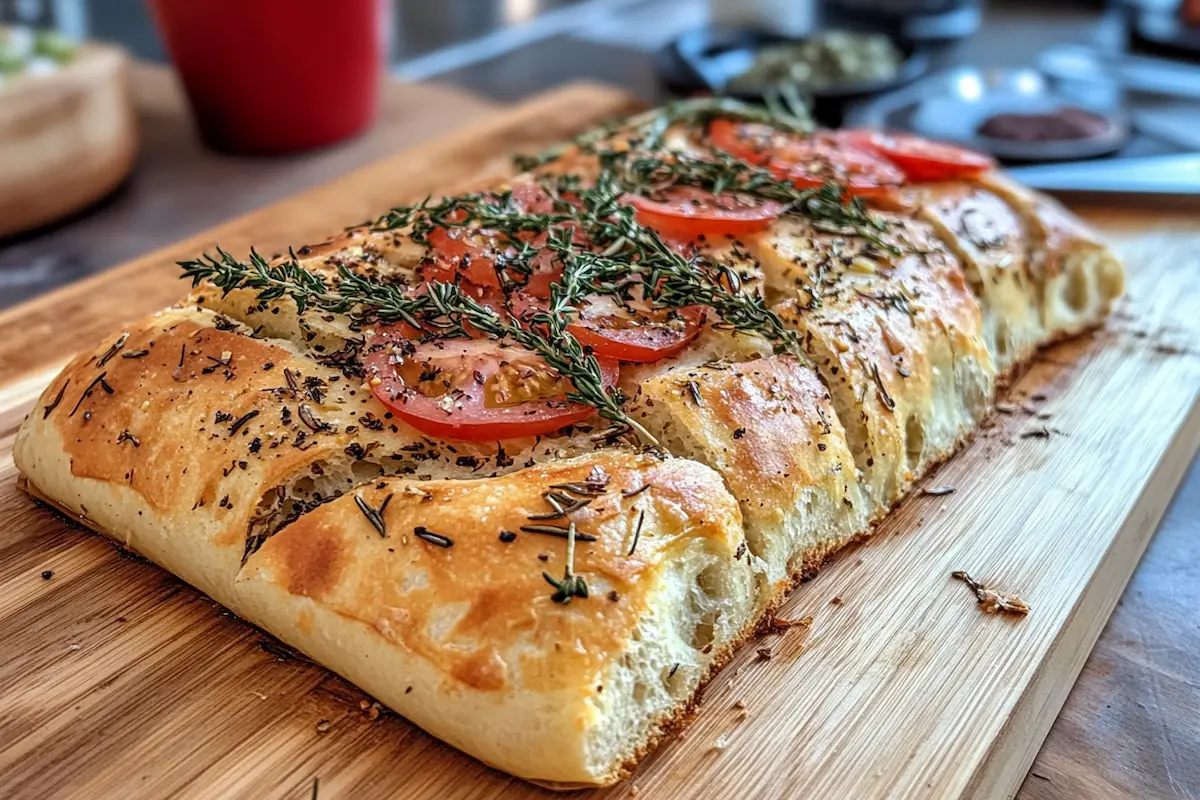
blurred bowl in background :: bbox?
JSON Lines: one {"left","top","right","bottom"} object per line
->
{"left": 147, "top": 0, "right": 388, "bottom": 156}
{"left": 0, "top": 38, "right": 137, "bottom": 239}
{"left": 908, "top": 67, "right": 1129, "bottom": 162}
{"left": 656, "top": 26, "right": 931, "bottom": 127}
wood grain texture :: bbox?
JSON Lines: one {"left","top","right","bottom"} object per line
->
{"left": 0, "top": 85, "right": 1197, "bottom": 800}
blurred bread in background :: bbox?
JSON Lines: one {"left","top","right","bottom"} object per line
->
{"left": 0, "top": 29, "right": 137, "bottom": 238}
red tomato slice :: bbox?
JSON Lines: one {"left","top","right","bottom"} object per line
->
{"left": 625, "top": 187, "right": 785, "bottom": 239}
{"left": 418, "top": 182, "right": 569, "bottom": 293}
{"left": 422, "top": 226, "right": 504, "bottom": 289}
{"left": 842, "top": 130, "right": 995, "bottom": 182}
{"left": 708, "top": 118, "right": 777, "bottom": 167}
{"left": 709, "top": 119, "right": 904, "bottom": 197}
{"left": 567, "top": 301, "right": 706, "bottom": 363}
{"left": 364, "top": 330, "right": 619, "bottom": 441}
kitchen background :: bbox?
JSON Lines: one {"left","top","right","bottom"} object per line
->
{"left": 3, "top": 0, "right": 1199, "bottom": 307}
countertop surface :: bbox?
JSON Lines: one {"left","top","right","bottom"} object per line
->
{"left": 0, "top": 7, "right": 1197, "bottom": 796}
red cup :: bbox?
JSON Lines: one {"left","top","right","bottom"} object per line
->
{"left": 148, "top": 0, "right": 388, "bottom": 155}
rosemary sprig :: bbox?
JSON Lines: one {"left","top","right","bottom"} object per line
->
{"left": 638, "top": 96, "right": 813, "bottom": 150}
{"left": 181, "top": 247, "right": 332, "bottom": 314}
{"left": 354, "top": 493, "right": 391, "bottom": 538}
{"left": 543, "top": 521, "right": 589, "bottom": 604}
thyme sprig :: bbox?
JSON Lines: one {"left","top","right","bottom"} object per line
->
{"left": 180, "top": 99, "right": 893, "bottom": 438}
{"left": 179, "top": 241, "right": 647, "bottom": 441}
{"left": 513, "top": 96, "right": 812, "bottom": 170}
{"left": 611, "top": 150, "right": 896, "bottom": 254}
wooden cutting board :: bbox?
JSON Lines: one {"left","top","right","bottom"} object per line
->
{"left": 1, "top": 83, "right": 1197, "bottom": 800}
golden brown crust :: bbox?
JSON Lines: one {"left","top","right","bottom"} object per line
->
{"left": 749, "top": 213, "right": 995, "bottom": 511}
{"left": 976, "top": 172, "right": 1125, "bottom": 337}
{"left": 235, "top": 451, "right": 759, "bottom": 784}
{"left": 900, "top": 181, "right": 1044, "bottom": 372}
{"left": 245, "top": 452, "right": 744, "bottom": 694}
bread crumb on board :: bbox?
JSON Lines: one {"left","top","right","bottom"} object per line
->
{"left": 951, "top": 571, "right": 1030, "bottom": 616}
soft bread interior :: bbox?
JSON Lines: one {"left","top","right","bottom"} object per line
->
{"left": 584, "top": 534, "right": 755, "bottom": 779}
{"left": 978, "top": 172, "right": 1125, "bottom": 339}
{"left": 630, "top": 356, "right": 867, "bottom": 600}
{"left": 903, "top": 182, "right": 1046, "bottom": 372}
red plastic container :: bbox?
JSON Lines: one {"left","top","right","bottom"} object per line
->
{"left": 148, "top": 0, "right": 388, "bottom": 155}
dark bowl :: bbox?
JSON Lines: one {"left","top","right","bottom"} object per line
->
{"left": 655, "top": 26, "right": 932, "bottom": 127}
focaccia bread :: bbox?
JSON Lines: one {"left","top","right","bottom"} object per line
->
{"left": 13, "top": 101, "right": 1124, "bottom": 787}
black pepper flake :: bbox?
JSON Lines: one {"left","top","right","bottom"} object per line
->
{"left": 284, "top": 368, "right": 301, "bottom": 397}
{"left": 494, "top": 441, "right": 514, "bottom": 468}
{"left": 345, "top": 442, "right": 366, "bottom": 459}
{"left": 817, "top": 442, "right": 827, "bottom": 451}
{"left": 732, "top": 427, "right": 746, "bottom": 439}
{"left": 537, "top": 553, "right": 550, "bottom": 562}
{"left": 627, "top": 509, "right": 645, "bottom": 556}
{"left": 116, "top": 430, "right": 141, "bottom": 447}
{"left": 249, "top": 438, "right": 263, "bottom": 454}
{"left": 414, "top": 526, "right": 453, "bottom": 548}
{"left": 499, "top": 530, "right": 517, "bottom": 543}
{"left": 41, "top": 570, "right": 54, "bottom": 580}
{"left": 214, "top": 410, "right": 233, "bottom": 424}
{"left": 303, "top": 375, "right": 326, "bottom": 403}
{"left": 262, "top": 362, "right": 275, "bottom": 370}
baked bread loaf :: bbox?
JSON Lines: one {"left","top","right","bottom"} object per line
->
{"left": 13, "top": 102, "right": 1124, "bottom": 787}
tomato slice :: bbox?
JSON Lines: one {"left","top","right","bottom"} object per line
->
{"left": 625, "top": 187, "right": 785, "bottom": 239}
{"left": 567, "top": 300, "right": 706, "bottom": 363}
{"left": 843, "top": 130, "right": 994, "bottom": 182}
{"left": 709, "top": 119, "right": 904, "bottom": 197}
{"left": 364, "top": 330, "right": 619, "bottom": 441}
{"left": 418, "top": 182, "right": 571, "bottom": 294}
{"left": 422, "top": 226, "right": 504, "bottom": 289}
{"left": 709, "top": 118, "right": 777, "bottom": 167}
